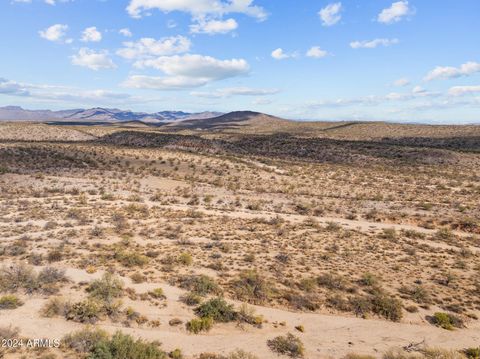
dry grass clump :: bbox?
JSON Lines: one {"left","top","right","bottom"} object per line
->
{"left": 267, "top": 333, "right": 305, "bottom": 358}
{"left": 231, "top": 270, "right": 274, "bottom": 304}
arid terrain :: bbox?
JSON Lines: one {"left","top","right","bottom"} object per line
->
{"left": 0, "top": 113, "right": 479, "bottom": 359}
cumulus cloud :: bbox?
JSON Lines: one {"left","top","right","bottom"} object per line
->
{"left": 271, "top": 48, "right": 297, "bottom": 60}
{"left": 190, "top": 18, "right": 238, "bottom": 34}
{"left": 306, "top": 46, "right": 328, "bottom": 58}
{"left": 119, "top": 28, "right": 133, "bottom": 37}
{"left": 350, "top": 38, "right": 399, "bottom": 49}
{"left": 448, "top": 86, "right": 480, "bottom": 96}
{"left": 126, "top": 0, "right": 267, "bottom": 20}
{"left": 117, "top": 36, "right": 191, "bottom": 60}
{"left": 71, "top": 48, "right": 117, "bottom": 70}
{"left": 393, "top": 78, "right": 410, "bottom": 87}
{"left": 191, "top": 86, "right": 279, "bottom": 98}
{"left": 378, "top": 1, "right": 413, "bottom": 24}
{"left": 81, "top": 27, "right": 102, "bottom": 42}
{"left": 424, "top": 61, "right": 480, "bottom": 81}
{"left": 318, "top": 2, "right": 342, "bottom": 26}
{"left": 123, "top": 54, "right": 249, "bottom": 90}
{"left": 39, "top": 24, "right": 69, "bottom": 42}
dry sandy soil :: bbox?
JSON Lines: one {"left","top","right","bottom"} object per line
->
{"left": 0, "top": 120, "right": 479, "bottom": 359}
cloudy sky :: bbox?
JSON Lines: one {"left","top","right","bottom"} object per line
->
{"left": 0, "top": 0, "right": 479, "bottom": 123}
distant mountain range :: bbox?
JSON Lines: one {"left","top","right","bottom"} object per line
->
{"left": 0, "top": 106, "right": 223, "bottom": 124}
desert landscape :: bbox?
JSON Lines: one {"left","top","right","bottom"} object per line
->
{"left": 0, "top": 111, "right": 479, "bottom": 359}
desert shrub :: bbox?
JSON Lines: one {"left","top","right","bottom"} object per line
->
{"left": 431, "top": 312, "right": 464, "bottom": 330}
{"left": 236, "top": 303, "right": 263, "bottom": 328}
{"left": 149, "top": 288, "right": 166, "bottom": 299}
{"left": 0, "top": 295, "right": 23, "bottom": 309}
{"left": 297, "top": 277, "right": 317, "bottom": 292}
{"left": 195, "top": 297, "right": 237, "bottom": 322}
{"left": 47, "top": 248, "right": 63, "bottom": 262}
{"left": 370, "top": 292, "right": 403, "bottom": 322}
{"left": 63, "top": 327, "right": 109, "bottom": 353}
{"left": 38, "top": 267, "right": 67, "bottom": 284}
{"left": 178, "top": 252, "right": 193, "bottom": 266}
{"left": 199, "top": 354, "right": 226, "bottom": 359}
{"left": 169, "top": 349, "right": 183, "bottom": 359}
{"left": 464, "top": 347, "right": 480, "bottom": 359}
{"left": 41, "top": 297, "right": 69, "bottom": 317}
{"left": 267, "top": 333, "right": 305, "bottom": 358}
{"left": 232, "top": 270, "right": 273, "bottom": 304}
{"left": 115, "top": 251, "right": 149, "bottom": 267}
{"left": 64, "top": 328, "right": 166, "bottom": 359}
{"left": 382, "top": 349, "right": 419, "bottom": 359}
{"left": 422, "top": 348, "right": 466, "bottom": 359}
{"left": 179, "top": 275, "right": 221, "bottom": 296}
{"left": 317, "top": 273, "right": 349, "bottom": 291}
{"left": 86, "top": 273, "right": 124, "bottom": 303}
{"left": 343, "top": 354, "right": 376, "bottom": 359}
{"left": 180, "top": 292, "right": 202, "bottom": 306}
{"left": 227, "top": 350, "right": 259, "bottom": 359}
{"left": 359, "top": 273, "right": 380, "bottom": 287}
{"left": 130, "top": 272, "right": 146, "bottom": 283}
{"left": 399, "top": 285, "right": 431, "bottom": 304}
{"left": 186, "top": 317, "right": 214, "bottom": 334}
{"left": 65, "top": 300, "right": 103, "bottom": 324}
{"left": 0, "top": 264, "right": 39, "bottom": 293}
{"left": 282, "top": 292, "right": 320, "bottom": 311}
{"left": 90, "top": 331, "right": 166, "bottom": 359}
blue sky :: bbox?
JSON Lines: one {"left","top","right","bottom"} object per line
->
{"left": 0, "top": 0, "right": 479, "bottom": 123}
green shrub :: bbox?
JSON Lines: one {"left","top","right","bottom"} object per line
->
{"left": 115, "top": 251, "right": 149, "bottom": 267}
{"left": 178, "top": 275, "right": 221, "bottom": 296}
{"left": 186, "top": 317, "right": 214, "bottom": 334}
{"left": 65, "top": 300, "right": 103, "bottom": 324}
{"left": 370, "top": 292, "right": 403, "bottom": 322}
{"left": 195, "top": 297, "right": 237, "bottom": 322}
{"left": 317, "top": 273, "right": 349, "bottom": 291}
{"left": 432, "top": 312, "right": 464, "bottom": 330}
{"left": 0, "top": 295, "right": 23, "bottom": 309}
{"left": 86, "top": 273, "right": 124, "bottom": 303}
{"left": 267, "top": 333, "right": 305, "bottom": 358}
{"left": 90, "top": 331, "right": 166, "bottom": 359}
{"left": 169, "top": 348, "right": 183, "bottom": 359}
{"left": 232, "top": 270, "right": 273, "bottom": 304}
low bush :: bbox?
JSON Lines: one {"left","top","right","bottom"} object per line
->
{"left": 180, "top": 292, "right": 202, "bottom": 306}
{"left": 178, "top": 275, "right": 221, "bottom": 296}
{"left": 149, "top": 288, "right": 166, "bottom": 300}
{"left": 115, "top": 251, "right": 149, "bottom": 267}
{"left": 195, "top": 297, "right": 237, "bottom": 323}
{"left": 186, "top": 317, "right": 214, "bottom": 334}
{"left": 431, "top": 312, "right": 464, "bottom": 330}
{"left": 86, "top": 273, "right": 124, "bottom": 303}
{"left": 0, "top": 295, "right": 23, "bottom": 309}
{"left": 41, "top": 297, "right": 69, "bottom": 317}
{"left": 65, "top": 300, "right": 103, "bottom": 324}
{"left": 267, "top": 333, "right": 305, "bottom": 358}
{"left": 231, "top": 270, "right": 273, "bottom": 304}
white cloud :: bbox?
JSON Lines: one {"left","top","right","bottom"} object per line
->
{"left": 71, "top": 48, "right": 117, "bottom": 70}
{"left": 117, "top": 36, "right": 191, "bottom": 59}
{"left": 124, "top": 54, "right": 249, "bottom": 90}
{"left": 81, "top": 26, "right": 102, "bottom": 42}
{"left": 318, "top": 2, "right": 342, "bottom": 26}
{"left": 393, "top": 78, "right": 410, "bottom": 87}
{"left": 190, "top": 18, "right": 238, "bottom": 34}
{"left": 424, "top": 61, "right": 480, "bottom": 81}
{"left": 271, "top": 48, "right": 297, "bottom": 60}
{"left": 378, "top": 1, "right": 412, "bottom": 24}
{"left": 119, "top": 28, "right": 133, "bottom": 37}
{"left": 448, "top": 86, "right": 480, "bottom": 96}
{"left": 191, "top": 87, "right": 279, "bottom": 98}
{"left": 126, "top": 0, "right": 267, "bottom": 21}
{"left": 350, "top": 38, "right": 399, "bottom": 49}
{"left": 306, "top": 46, "right": 328, "bottom": 58}
{"left": 39, "top": 24, "right": 69, "bottom": 42}
{"left": 0, "top": 77, "right": 141, "bottom": 105}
